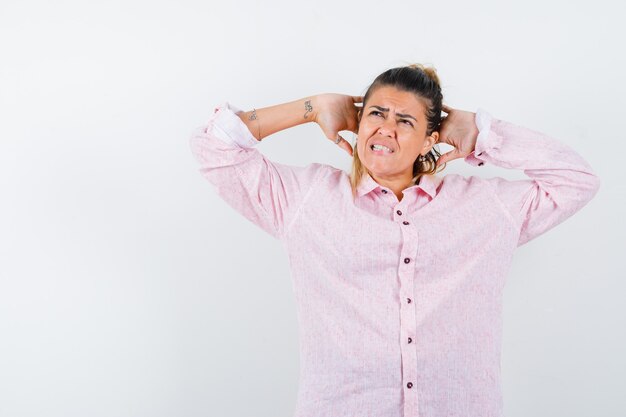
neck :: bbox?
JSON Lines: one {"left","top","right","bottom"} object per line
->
{"left": 370, "top": 172, "right": 415, "bottom": 202}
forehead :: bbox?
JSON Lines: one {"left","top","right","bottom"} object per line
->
{"left": 367, "top": 86, "right": 427, "bottom": 119}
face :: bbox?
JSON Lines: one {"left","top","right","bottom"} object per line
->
{"left": 356, "top": 85, "right": 438, "bottom": 184}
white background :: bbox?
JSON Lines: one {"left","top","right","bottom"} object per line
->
{"left": 1, "top": 0, "right": 624, "bottom": 416}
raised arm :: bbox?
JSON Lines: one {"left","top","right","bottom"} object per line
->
{"left": 189, "top": 94, "right": 362, "bottom": 239}
{"left": 236, "top": 96, "right": 318, "bottom": 142}
{"left": 437, "top": 106, "right": 601, "bottom": 247}
{"left": 238, "top": 93, "right": 362, "bottom": 156}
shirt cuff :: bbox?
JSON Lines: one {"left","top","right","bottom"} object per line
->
{"left": 464, "top": 108, "right": 501, "bottom": 167}
{"left": 207, "top": 101, "right": 261, "bottom": 148}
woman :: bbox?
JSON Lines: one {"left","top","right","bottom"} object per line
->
{"left": 189, "top": 64, "right": 600, "bottom": 417}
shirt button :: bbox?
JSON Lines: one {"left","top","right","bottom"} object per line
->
{"left": 408, "top": 337, "right": 412, "bottom": 343}
{"left": 478, "top": 162, "right": 484, "bottom": 166}
{"left": 396, "top": 210, "right": 402, "bottom": 216}
{"left": 407, "top": 382, "right": 413, "bottom": 389}
{"left": 404, "top": 257, "right": 410, "bottom": 264}
{"left": 407, "top": 298, "right": 412, "bottom": 303}
{"left": 381, "top": 189, "right": 388, "bottom": 194}
{"left": 403, "top": 221, "right": 409, "bottom": 225}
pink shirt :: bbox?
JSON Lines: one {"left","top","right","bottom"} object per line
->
{"left": 189, "top": 102, "right": 600, "bottom": 417}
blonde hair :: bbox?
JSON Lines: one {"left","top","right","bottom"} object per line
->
{"left": 349, "top": 64, "right": 446, "bottom": 199}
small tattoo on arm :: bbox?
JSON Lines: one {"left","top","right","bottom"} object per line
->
{"left": 248, "top": 108, "right": 261, "bottom": 140}
{"left": 304, "top": 100, "right": 313, "bottom": 119}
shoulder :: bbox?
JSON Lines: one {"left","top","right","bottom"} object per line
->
{"left": 304, "top": 163, "right": 347, "bottom": 181}
{"left": 283, "top": 162, "right": 346, "bottom": 189}
{"left": 440, "top": 172, "right": 490, "bottom": 186}
{"left": 271, "top": 160, "right": 332, "bottom": 178}
{"left": 437, "top": 173, "right": 496, "bottom": 197}
{"left": 292, "top": 163, "right": 353, "bottom": 195}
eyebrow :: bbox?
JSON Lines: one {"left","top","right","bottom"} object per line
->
{"left": 368, "top": 105, "right": 417, "bottom": 122}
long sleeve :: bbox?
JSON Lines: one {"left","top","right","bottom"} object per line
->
{"left": 189, "top": 101, "right": 325, "bottom": 240}
{"left": 464, "top": 109, "right": 601, "bottom": 247}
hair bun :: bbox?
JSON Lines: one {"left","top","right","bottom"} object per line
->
{"left": 408, "top": 63, "right": 440, "bottom": 86}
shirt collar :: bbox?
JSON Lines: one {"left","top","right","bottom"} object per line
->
{"left": 356, "top": 172, "right": 439, "bottom": 199}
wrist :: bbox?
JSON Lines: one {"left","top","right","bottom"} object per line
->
{"left": 303, "top": 96, "right": 317, "bottom": 123}
{"left": 308, "top": 95, "right": 322, "bottom": 124}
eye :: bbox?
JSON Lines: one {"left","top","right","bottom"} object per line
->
{"left": 369, "top": 110, "right": 383, "bottom": 117}
{"left": 401, "top": 119, "right": 414, "bottom": 127}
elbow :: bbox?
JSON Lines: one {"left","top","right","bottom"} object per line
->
{"left": 189, "top": 126, "right": 213, "bottom": 165}
{"left": 585, "top": 165, "right": 601, "bottom": 197}
{"left": 589, "top": 171, "right": 601, "bottom": 200}
{"left": 551, "top": 170, "right": 601, "bottom": 212}
{"left": 576, "top": 170, "right": 601, "bottom": 207}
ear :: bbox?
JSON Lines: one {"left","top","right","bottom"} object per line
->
{"left": 421, "top": 131, "right": 438, "bottom": 155}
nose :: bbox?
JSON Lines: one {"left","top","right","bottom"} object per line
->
{"left": 378, "top": 116, "right": 397, "bottom": 137}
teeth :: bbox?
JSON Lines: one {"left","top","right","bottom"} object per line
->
{"left": 371, "top": 144, "right": 393, "bottom": 153}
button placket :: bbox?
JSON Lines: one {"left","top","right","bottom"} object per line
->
{"left": 398, "top": 218, "right": 420, "bottom": 416}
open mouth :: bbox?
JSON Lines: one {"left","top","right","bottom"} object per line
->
{"left": 370, "top": 144, "right": 394, "bottom": 154}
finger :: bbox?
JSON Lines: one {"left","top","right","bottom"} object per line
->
{"left": 436, "top": 148, "right": 462, "bottom": 168}
{"left": 330, "top": 133, "right": 351, "bottom": 154}
{"left": 336, "top": 137, "right": 353, "bottom": 157}
{"left": 352, "top": 95, "right": 364, "bottom": 103}
{"left": 343, "top": 142, "right": 354, "bottom": 157}
{"left": 442, "top": 104, "right": 453, "bottom": 113}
